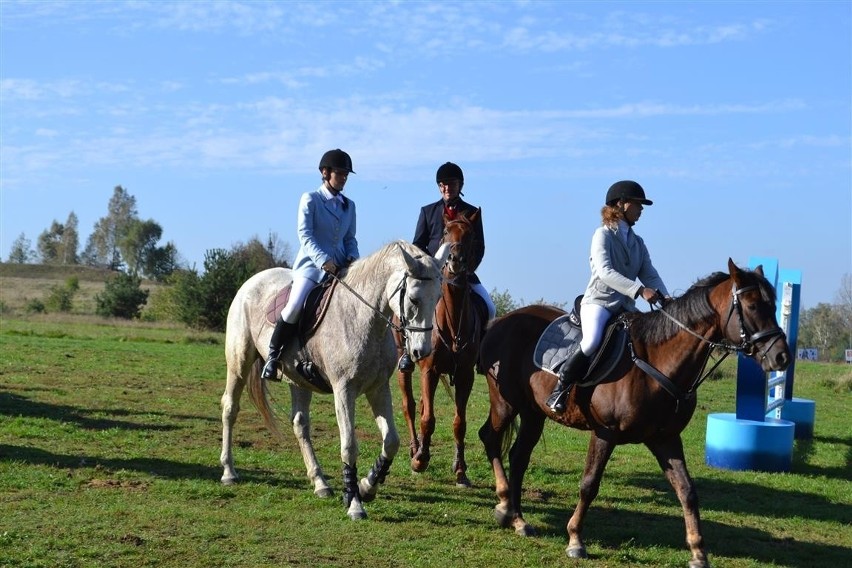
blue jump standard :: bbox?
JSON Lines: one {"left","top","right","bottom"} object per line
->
{"left": 705, "top": 413, "right": 794, "bottom": 473}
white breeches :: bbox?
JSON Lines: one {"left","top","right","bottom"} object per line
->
{"left": 579, "top": 303, "right": 613, "bottom": 356}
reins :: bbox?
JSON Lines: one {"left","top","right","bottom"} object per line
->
{"left": 328, "top": 270, "right": 434, "bottom": 336}
{"left": 625, "top": 279, "right": 786, "bottom": 411}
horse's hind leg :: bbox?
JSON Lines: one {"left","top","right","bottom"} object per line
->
{"left": 566, "top": 434, "right": 615, "bottom": 559}
{"left": 358, "top": 382, "right": 400, "bottom": 504}
{"left": 478, "top": 381, "right": 518, "bottom": 531}
{"left": 451, "top": 368, "right": 475, "bottom": 488}
{"left": 646, "top": 435, "right": 709, "bottom": 568}
{"left": 220, "top": 366, "right": 246, "bottom": 485}
{"left": 290, "top": 385, "right": 332, "bottom": 498}
{"left": 505, "top": 408, "right": 546, "bottom": 536}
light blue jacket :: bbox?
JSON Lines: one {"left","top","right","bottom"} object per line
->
{"left": 292, "top": 186, "right": 359, "bottom": 283}
{"left": 581, "top": 222, "right": 668, "bottom": 313}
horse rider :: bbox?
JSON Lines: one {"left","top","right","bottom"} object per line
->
{"left": 261, "top": 149, "right": 360, "bottom": 381}
{"left": 413, "top": 161, "right": 496, "bottom": 327}
{"left": 546, "top": 180, "right": 672, "bottom": 413}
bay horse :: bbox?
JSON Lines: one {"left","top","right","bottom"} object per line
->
{"left": 220, "top": 241, "right": 444, "bottom": 520}
{"left": 395, "top": 209, "right": 483, "bottom": 487}
{"left": 478, "top": 259, "right": 790, "bottom": 567}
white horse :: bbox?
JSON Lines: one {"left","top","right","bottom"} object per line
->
{"left": 220, "top": 240, "right": 445, "bottom": 520}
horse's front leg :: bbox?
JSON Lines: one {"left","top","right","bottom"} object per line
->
{"left": 451, "top": 367, "right": 475, "bottom": 488}
{"left": 333, "top": 386, "right": 366, "bottom": 520}
{"left": 290, "top": 385, "right": 333, "bottom": 498}
{"left": 358, "top": 382, "right": 400, "bottom": 503}
{"left": 567, "top": 434, "right": 615, "bottom": 559}
{"left": 411, "top": 366, "right": 440, "bottom": 472}
{"left": 396, "top": 367, "right": 420, "bottom": 459}
{"left": 646, "top": 436, "right": 709, "bottom": 568}
{"left": 220, "top": 369, "right": 245, "bottom": 485}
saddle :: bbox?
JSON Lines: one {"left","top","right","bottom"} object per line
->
{"left": 264, "top": 278, "right": 339, "bottom": 393}
{"left": 533, "top": 295, "right": 629, "bottom": 388}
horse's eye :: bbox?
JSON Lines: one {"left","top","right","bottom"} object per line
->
{"left": 409, "top": 297, "right": 420, "bottom": 308}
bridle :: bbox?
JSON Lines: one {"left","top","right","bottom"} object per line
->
{"left": 625, "top": 279, "right": 786, "bottom": 409}
{"left": 328, "top": 270, "right": 434, "bottom": 341}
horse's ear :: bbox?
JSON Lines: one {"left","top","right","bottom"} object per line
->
{"left": 434, "top": 242, "right": 451, "bottom": 267}
{"left": 399, "top": 244, "right": 418, "bottom": 273}
{"left": 727, "top": 258, "right": 739, "bottom": 277}
{"left": 754, "top": 265, "right": 764, "bottom": 277}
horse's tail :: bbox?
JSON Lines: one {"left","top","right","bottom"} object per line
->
{"left": 499, "top": 417, "right": 518, "bottom": 462}
{"left": 246, "top": 359, "right": 285, "bottom": 440}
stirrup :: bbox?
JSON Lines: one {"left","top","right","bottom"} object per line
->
{"left": 261, "top": 359, "right": 282, "bottom": 381}
{"left": 546, "top": 384, "right": 572, "bottom": 413}
{"left": 398, "top": 353, "right": 414, "bottom": 372}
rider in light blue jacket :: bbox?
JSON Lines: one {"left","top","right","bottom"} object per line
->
{"left": 262, "top": 149, "right": 359, "bottom": 381}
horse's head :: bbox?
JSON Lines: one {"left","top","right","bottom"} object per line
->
{"left": 388, "top": 243, "right": 443, "bottom": 361}
{"left": 723, "top": 258, "right": 791, "bottom": 372}
{"left": 435, "top": 208, "right": 479, "bottom": 277}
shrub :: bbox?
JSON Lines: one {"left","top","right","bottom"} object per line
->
{"left": 95, "top": 272, "right": 149, "bottom": 319}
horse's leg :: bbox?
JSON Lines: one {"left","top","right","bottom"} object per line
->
{"left": 220, "top": 367, "right": 245, "bottom": 485}
{"left": 290, "top": 385, "right": 333, "bottom": 497}
{"left": 646, "top": 436, "right": 709, "bottom": 568}
{"left": 358, "top": 382, "right": 400, "bottom": 503}
{"left": 333, "top": 386, "right": 366, "bottom": 520}
{"left": 505, "top": 408, "right": 546, "bottom": 536}
{"left": 566, "top": 434, "right": 616, "bottom": 559}
{"left": 411, "top": 367, "right": 440, "bottom": 473}
{"left": 478, "top": 380, "right": 517, "bottom": 530}
{"left": 396, "top": 367, "right": 420, "bottom": 459}
{"left": 451, "top": 367, "right": 475, "bottom": 488}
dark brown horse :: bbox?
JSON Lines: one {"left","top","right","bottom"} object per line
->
{"left": 395, "top": 209, "right": 483, "bottom": 487}
{"left": 477, "top": 259, "right": 790, "bottom": 567}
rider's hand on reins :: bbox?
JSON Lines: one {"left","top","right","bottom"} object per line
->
{"left": 322, "top": 260, "right": 339, "bottom": 275}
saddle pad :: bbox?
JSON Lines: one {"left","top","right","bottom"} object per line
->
{"left": 534, "top": 315, "right": 582, "bottom": 376}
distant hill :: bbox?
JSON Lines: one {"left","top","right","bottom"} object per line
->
{"left": 0, "top": 262, "right": 160, "bottom": 316}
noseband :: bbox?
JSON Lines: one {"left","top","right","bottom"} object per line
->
{"left": 723, "top": 282, "right": 787, "bottom": 362}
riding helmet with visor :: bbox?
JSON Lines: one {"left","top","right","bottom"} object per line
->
{"left": 319, "top": 149, "right": 355, "bottom": 174}
{"left": 436, "top": 162, "right": 464, "bottom": 186}
{"left": 605, "top": 180, "right": 653, "bottom": 206}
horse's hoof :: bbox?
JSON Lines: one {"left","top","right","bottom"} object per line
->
{"left": 455, "top": 474, "right": 472, "bottom": 488}
{"left": 688, "top": 560, "right": 710, "bottom": 568}
{"left": 358, "top": 480, "right": 378, "bottom": 502}
{"left": 515, "top": 524, "right": 536, "bottom": 537}
{"left": 220, "top": 477, "right": 237, "bottom": 486}
{"left": 410, "top": 457, "right": 429, "bottom": 473}
{"left": 493, "top": 506, "right": 512, "bottom": 528}
{"left": 347, "top": 510, "right": 367, "bottom": 521}
{"left": 566, "top": 546, "right": 588, "bottom": 559}
{"left": 314, "top": 487, "right": 333, "bottom": 498}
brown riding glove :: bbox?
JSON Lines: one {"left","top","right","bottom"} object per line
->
{"left": 321, "top": 260, "right": 339, "bottom": 275}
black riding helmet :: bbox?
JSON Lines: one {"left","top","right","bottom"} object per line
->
{"left": 436, "top": 162, "right": 464, "bottom": 186}
{"left": 605, "top": 180, "right": 653, "bottom": 206}
{"left": 319, "top": 149, "right": 355, "bottom": 174}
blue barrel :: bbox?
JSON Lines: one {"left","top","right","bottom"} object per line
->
{"left": 777, "top": 398, "right": 816, "bottom": 439}
{"left": 705, "top": 413, "right": 795, "bottom": 472}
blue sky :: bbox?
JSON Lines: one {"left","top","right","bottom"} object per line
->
{"left": 1, "top": 0, "right": 850, "bottom": 310}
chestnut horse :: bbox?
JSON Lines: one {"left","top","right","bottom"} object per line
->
{"left": 395, "top": 209, "right": 483, "bottom": 487}
{"left": 478, "top": 259, "right": 790, "bottom": 567}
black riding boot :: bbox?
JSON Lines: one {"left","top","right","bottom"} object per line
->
{"left": 545, "top": 350, "right": 590, "bottom": 414}
{"left": 261, "top": 317, "right": 297, "bottom": 381}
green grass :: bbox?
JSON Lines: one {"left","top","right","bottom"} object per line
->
{"left": 1, "top": 317, "right": 850, "bottom": 568}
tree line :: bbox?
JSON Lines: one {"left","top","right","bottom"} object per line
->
{"left": 6, "top": 186, "right": 851, "bottom": 361}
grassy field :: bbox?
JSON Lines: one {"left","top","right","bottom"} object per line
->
{"left": 1, "top": 316, "right": 850, "bottom": 568}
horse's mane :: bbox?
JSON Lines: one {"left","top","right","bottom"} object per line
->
{"left": 629, "top": 267, "right": 776, "bottom": 345}
{"left": 629, "top": 271, "right": 729, "bottom": 345}
{"left": 342, "top": 240, "right": 436, "bottom": 289}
